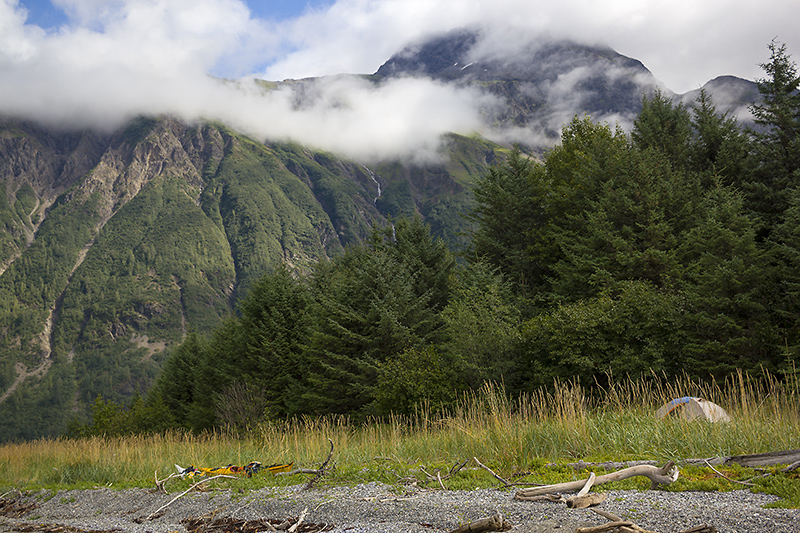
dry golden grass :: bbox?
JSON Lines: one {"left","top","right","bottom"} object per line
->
{"left": 1, "top": 368, "right": 797, "bottom": 491}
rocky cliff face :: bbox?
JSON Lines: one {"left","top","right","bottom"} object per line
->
{"left": 0, "top": 123, "right": 106, "bottom": 273}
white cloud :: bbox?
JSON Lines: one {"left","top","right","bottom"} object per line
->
{"left": 1, "top": 0, "right": 798, "bottom": 161}
{"left": 0, "top": 0, "right": 495, "bottom": 161}
{"left": 261, "top": 0, "right": 800, "bottom": 93}
{"left": 220, "top": 75, "right": 495, "bottom": 163}
{"left": 0, "top": 0, "right": 43, "bottom": 62}
{"left": 1, "top": 0, "right": 253, "bottom": 124}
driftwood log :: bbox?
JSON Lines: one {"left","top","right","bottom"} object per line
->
{"left": 564, "top": 472, "right": 608, "bottom": 508}
{"left": 782, "top": 460, "right": 800, "bottom": 473}
{"left": 447, "top": 513, "right": 512, "bottom": 533}
{"left": 515, "top": 462, "right": 678, "bottom": 500}
{"left": 509, "top": 477, "right": 607, "bottom": 507}
{"left": 575, "top": 520, "right": 645, "bottom": 533}
{"left": 724, "top": 449, "right": 800, "bottom": 468}
{"left": 580, "top": 509, "right": 659, "bottom": 533}
{"left": 581, "top": 509, "right": 718, "bottom": 533}
{"left": 567, "top": 493, "right": 608, "bottom": 508}
{"left": 558, "top": 449, "right": 800, "bottom": 470}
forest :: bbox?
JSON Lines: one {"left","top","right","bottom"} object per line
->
{"left": 72, "top": 41, "right": 800, "bottom": 437}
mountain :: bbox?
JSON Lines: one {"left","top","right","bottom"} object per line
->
{"left": 0, "top": 116, "right": 502, "bottom": 440}
{"left": 679, "top": 75, "right": 761, "bottom": 118}
{"left": 375, "top": 28, "right": 661, "bottom": 138}
{"left": 375, "top": 28, "right": 759, "bottom": 137}
{"left": 0, "top": 29, "right": 761, "bottom": 441}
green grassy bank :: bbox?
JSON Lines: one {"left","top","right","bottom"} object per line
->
{"left": 2, "top": 371, "right": 798, "bottom": 506}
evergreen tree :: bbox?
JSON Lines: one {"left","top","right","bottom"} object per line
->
{"left": 548, "top": 137, "right": 702, "bottom": 302}
{"left": 173, "top": 267, "right": 314, "bottom": 426}
{"left": 688, "top": 88, "right": 750, "bottom": 181}
{"left": 470, "top": 119, "right": 631, "bottom": 305}
{"left": 519, "top": 281, "right": 687, "bottom": 388}
{"left": 375, "top": 345, "right": 458, "bottom": 416}
{"left": 632, "top": 89, "right": 692, "bottom": 167}
{"left": 440, "top": 261, "right": 521, "bottom": 391}
{"left": 770, "top": 187, "right": 800, "bottom": 353}
{"left": 677, "top": 183, "right": 778, "bottom": 376}
{"left": 150, "top": 332, "right": 208, "bottom": 429}
{"left": 301, "top": 218, "right": 454, "bottom": 416}
{"left": 746, "top": 40, "right": 800, "bottom": 233}
{"left": 379, "top": 216, "right": 456, "bottom": 313}
{"left": 469, "top": 146, "right": 548, "bottom": 299}
{"left": 232, "top": 266, "right": 313, "bottom": 419}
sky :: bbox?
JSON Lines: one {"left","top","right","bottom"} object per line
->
{"left": 2, "top": 0, "right": 799, "bottom": 161}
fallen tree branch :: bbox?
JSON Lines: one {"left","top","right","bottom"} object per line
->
{"left": 303, "top": 439, "right": 334, "bottom": 491}
{"left": 515, "top": 462, "right": 678, "bottom": 500}
{"left": 703, "top": 459, "right": 755, "bottom": 486}
{"left": 421, "top": 459, "right": 469, "bottom": 488}
{"left": 145, "top": 475, "right": 235, "bottom": 520}
{"left": 559, "top": 460, "right": 661, "bottom": 471}
{"left": 723, "top": 449, "right": 800, "bottom": 468}
{"left": 575, "top": 520, "right": 637, "bottom": 533}
{"left": 180, "top": 514, "right": 336, "bottom": 533}
{"left": 276, "top": 468, "right": 325, "bottom": 476}
{"left": 447, "top": 513, "right": 512, "bottom": 533}
{"left": 287, "top": 507, "right": 308, "bottom": 533}
{"left": 587, "top": 509, "right": 717, "bottom": 533}
{"left": 558, "top": 449, "right": 800, "bottom": 471}
{"left": 782, "top": 460, "right": 800, "bottom": 473}
{"left": 153, "top": 470, "right": 183, "bottom": 494}
{"left": 583, "top": 509, "right": 658, "bottom": 533}
{"left": 473, "top": 457, "right": 512, "bottom": 487}
{"left": 448, "top": 460, "right": 469, "bottom": 477}
{"left": 0, "top": 493, "right": 37, "bottom": 518}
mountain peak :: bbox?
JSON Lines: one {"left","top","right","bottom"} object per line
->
{"left": 374, "top": 28, "right": 481, "bottom": 78}
{"left": 375, "top": 28, "right": 660, "bottom": 139}
{"left": 375, "top": 28, "right": 651, "bottom": 83}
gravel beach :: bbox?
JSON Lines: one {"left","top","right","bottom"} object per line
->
{"left": 1, "top": 482, "right": 797, "bottom": 533}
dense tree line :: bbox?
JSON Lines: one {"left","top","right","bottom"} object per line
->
{"left": 72, "top": 41, "right": 800, "bottom": 436}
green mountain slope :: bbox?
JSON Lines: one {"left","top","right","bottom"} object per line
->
{"left": 0, "top": 116, "right": 505, "bottom": 441}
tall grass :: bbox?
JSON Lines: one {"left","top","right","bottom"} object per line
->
{"left": 1, "top": 369, "right": 798, "bottom": 491}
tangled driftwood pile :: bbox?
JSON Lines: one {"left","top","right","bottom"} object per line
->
{"left": 0, "top": 492, "right": 36, "bottom": 519}
{"left": 181, "top": 511, "right": 333, "bottom": 533}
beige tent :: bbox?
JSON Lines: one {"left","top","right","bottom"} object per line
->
{"left": 656, "top": 396, "right": 732, "bottom": 423}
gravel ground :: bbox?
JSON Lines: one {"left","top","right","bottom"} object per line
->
{"left": 1, "top": 482, "right": 798, "bottom": 533}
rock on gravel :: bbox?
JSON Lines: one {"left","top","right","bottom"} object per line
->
{"left": 1, "top": 482, "right": 797, "bottom": 533}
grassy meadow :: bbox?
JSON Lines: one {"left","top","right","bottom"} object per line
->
{"left": 2, "top": 370, "right": 799, "bottom": 506}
